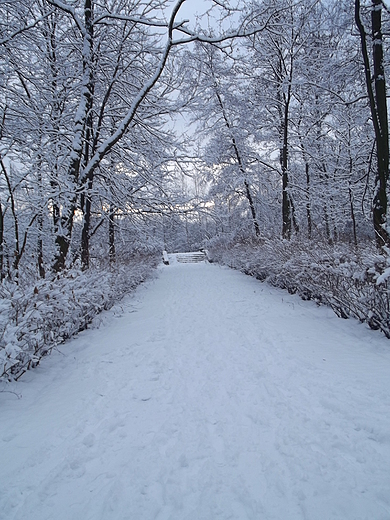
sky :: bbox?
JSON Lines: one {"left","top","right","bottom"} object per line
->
{"left": 166, "top": 0, "right": 240, "bottom": 34}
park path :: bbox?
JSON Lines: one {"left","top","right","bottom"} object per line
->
{"left": 1, "top": 261, "right": 390, "bottom": 520}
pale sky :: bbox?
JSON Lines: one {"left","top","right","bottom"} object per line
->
{"left": 169, "top": 0, "right": 239, "bottom": 33}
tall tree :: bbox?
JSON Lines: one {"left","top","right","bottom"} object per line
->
{"left": 355, "top": 0, "right": 389, "bottom": 247}
{"left": 189, "top": 43, "right": 261, "bottom": 237}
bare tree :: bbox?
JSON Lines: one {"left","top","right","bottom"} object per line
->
{"left": 355, "top": 0, "right": 389, "bottom": 247}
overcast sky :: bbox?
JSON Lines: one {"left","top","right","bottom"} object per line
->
{"left": 176, "top": 0, "right": 210, "bottom": 25}
{"left": 167, "top": 0, "right": 238, "bottom": 33}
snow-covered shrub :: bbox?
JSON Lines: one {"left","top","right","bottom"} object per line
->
{"left": 209, "top": 236, "right": 390, "bottom": 338}
{"left": 0, "top": 254, "right": 159, "bottom": 381}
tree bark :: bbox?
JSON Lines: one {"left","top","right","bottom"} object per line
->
{"left": 305, "top": 162, "right": 312, "bottom": 239}
{"left": 371, "top": 0, "right": 389, "bottom": 246}
{"left": 0, "top": 198, "right": 4, "bottom": 280}
{"left": 80, "top": 107, "right": 94, "bottom": 270}
{"left": 52, "top": 0, "right": 94, "bottom": 271}
{"left": 355, "top": 0, "right": 389, "bottom": 247}
{"left": 109, "top": 206, "right": 116, "bottom": 264}
{"left": 281, "top": 99, "right": 292, "bottom": 239}
{"left": 37, "top": 162, "right": 46, "bottom": 278}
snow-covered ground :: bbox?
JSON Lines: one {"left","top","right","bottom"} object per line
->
{"left": 1, "top": 261, "right": 390, "bottom": 520}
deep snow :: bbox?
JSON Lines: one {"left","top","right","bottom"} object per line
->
{"left": 1, "top": 260, "right": 390, "bottom": 520}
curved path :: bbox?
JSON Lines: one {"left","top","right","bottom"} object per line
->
{"left": 1, "top": 262, "right": 390, "bottom": 519}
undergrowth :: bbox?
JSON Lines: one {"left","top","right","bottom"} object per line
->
{"left": 0, "top": 254, "right": 159, "bottom": 381}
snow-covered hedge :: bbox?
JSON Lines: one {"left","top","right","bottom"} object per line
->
{"left": 209, "top": 237, "right": 390, "bottom": 338}
{"left": 0, "top": 254, "right": 159, "bottom": 381}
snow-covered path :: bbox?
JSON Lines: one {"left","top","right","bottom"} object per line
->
{"left": 1, "top": 262, "right": 390, "bottom": 520}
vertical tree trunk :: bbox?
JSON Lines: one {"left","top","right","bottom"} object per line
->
{"left": 0, "top": 158, "right": 20, "bottom": 275}
{"left": 44, "top": 11, "right": 61, "bottom": 249}
{"left": 281, "top": 100, "right": 292, "bottom": 239}
{"left": 0, "top": 199, "right": 4, "bottom": 280}
{"left": 297, "top": 115, "right": 312, "bottom": 239}
{"left": 52, "top": 0, "right": 94, "bottom": 271}
{"left": 324, "top": 205, "right": 331, "bottom": 242}
{"left": 355, "top": 0, "right": 389, "bottom": 247}
{"left": 371, "top": 0, "right": 389, "bottom": 246}
{"left": 80, "top": 177, "right": 92, "bottom": 270}
{"left": 305, "top": 162, "right": 312, "bottom": 239}
{"left": 80, "top": 109, "right": 94, "bottom": 270}
{"left": 37, "top": 165, "right": 45, "bottom": 278}
{"left": 244, "top": 180, "right": 261, "bottom": 236}
{"left": 282, "top": 172, "right": 291, "bottom": 238}
{"left": 109, "top": 205, "right": 116, "bottom": 264}
{"left": 37, "top": 219, "right": 45, "bottom": 278}
{"left": 349, "top": 178, "right": 358, "bottom": 246}
{"left": 277, "top": 48, "right": 294, "bottom": 240}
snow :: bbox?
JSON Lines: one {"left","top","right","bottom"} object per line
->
{"left": 376, "top": 265, "right": 390, "bottom": 285}
{"left": 1, "top": 262, "right": 390, "bottom": 520}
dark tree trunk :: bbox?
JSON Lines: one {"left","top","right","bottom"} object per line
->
{"left": 349, "top": 179, "right": 358, "bottom": 247}
{"left": 280, "top": 72, "right": 293, "bottom": 239}
{"left": 80, "top": 177, "right": 93, "bottom": 270}
{"left": 1, "top": 158, "right": 20, "bottom": 273}
{"left": 244, "top": 180, "right": 261, "bottom": 236}
{"left": 297, "top": 115, "right": 312, "bottom": 239}
{"left": 305, "top": 162, "right": 312, "bottom": 239}
{"left": 37, "top": 167, "right": 45, "bottom": 278}
{"left": 44, "top": 11, "right": 61, "bottom": 251}
{"left": 0, "top": 198, "right": 4, "bottom": 280}
{"left": 80, "top": 109, "right": 94, "bottom": 270}
{"left": 371, "top": 0, "right": 389, "bottom": 246}
{"left": 53, "top": 0, "right": 94, "bottom": 271}
{"left": 109, "top": 206, "right": 116, "bottom": 264}
{"left": 281, "top": 113, "right": 291, "bottom": 239}
{"left": 355, "top": 0, "right": 389, "bottom": 247}
{"left": 37, "top": 233, "right": 45, "bottom": 278}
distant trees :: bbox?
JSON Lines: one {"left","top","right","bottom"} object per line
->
{"left": 0, "top": 0, "right": 193, "bottom": 277}
{"left": 188, "top": 43, "right": 261, "bottom": 237}
{"left": 44, "top": 0, "right": 188, "bottom": 271}
{"left": 185, "top": 0, "right": 386, "bottom": 247}
{"left": 0, "top": 0, "right": 389, "bottom": 279}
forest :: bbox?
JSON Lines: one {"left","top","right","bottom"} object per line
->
{"left": 1, "top": 0, "right": 390, "bottom": 381}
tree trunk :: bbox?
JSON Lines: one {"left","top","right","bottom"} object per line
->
{"left": 305, "top": 162, "right": 312, "bottom": 239}
{"left": 109, "top": 206, "right": 116, "bottom": 264}
{"left": 297, "top": 115, "right": 312, "bottom": 239}
{"left": 80, "top": 108, "right": 94, "bottom": 270}
{"left": 244, "top": 180, "right": 261, "bottom": 236}
{"left": 281, "top": 112, "right": 291, "bottom": 239}
{"left": 37, "top": 166, "right": 45, "bottom": 278}
{"left": 371, "top": 0, "right": 389, "bottom": 246}
{"left": 52, "top": 0, "right": 94, "bottom": 271}
{"left": 0, "top": 158, "right": 19, "bottom": 275}
{"left": 355, "top": 0, "right": 389, "bottom": 247}
{"left": 348, "top": 178, "right": 358, "bottom": 246}
{"left": 280, "top": 70, "right": 293, "bottom": 239}
{"left": 80, "top": 179, "right": 92, "bottom": 270}
{"left": 214, "top": 88, "right": 260, "bottom": 237}
{"left": 0, "top": 198, "right": 4, "bottom": 280}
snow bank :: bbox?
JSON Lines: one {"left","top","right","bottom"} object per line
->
{"left": 208, "top": 237, "right": 390, "bottom": 338}
{"left": 0, "top": 254, "right": 159, "bottom": 381}
{"left": 1, "top": 262, "right": 389, "bottom": 519}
